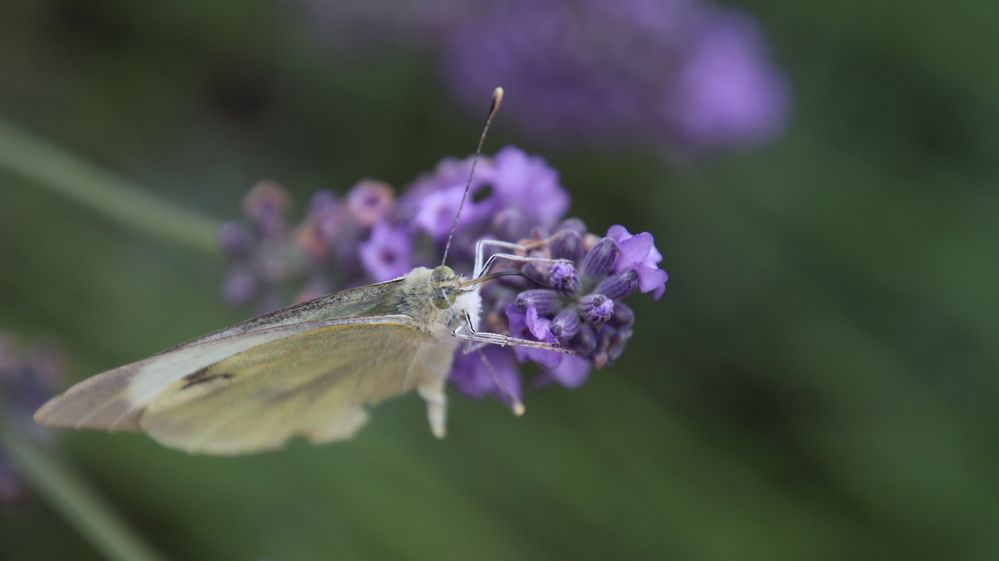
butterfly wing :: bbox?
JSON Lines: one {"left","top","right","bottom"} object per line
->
{"left": 142, "top": 317, "right": 456, "bottom": 454}
{"left": 37, "top": 315, "right": 457, "bottom": 454}
{"left": 35, "top": 279, "right": 407, "bottom": 433}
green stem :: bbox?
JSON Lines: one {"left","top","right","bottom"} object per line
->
{"left": 0, "top": 118, "right": 219, "bottom": 254}
{"left": 0, "top": 425, "right": 169, "bottom": 561}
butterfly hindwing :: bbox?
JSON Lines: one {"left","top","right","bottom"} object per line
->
{"left": 141, "top": 318, "right": 450, "bottom": 455}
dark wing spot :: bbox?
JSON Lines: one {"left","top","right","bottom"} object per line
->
{"left": 181, "top": 367, "right": 235, "bottom": 390}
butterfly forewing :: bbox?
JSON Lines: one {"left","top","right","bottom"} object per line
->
{"left": 35, "top": 280, "right": 408, "bottom": 435}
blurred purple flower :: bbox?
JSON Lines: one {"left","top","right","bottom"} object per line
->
{"left": 308, "top": 0, "right": 789, "bottom": 154}
{"left": 450, "top": 346, "right": 523, "bottom": 405}
{"left": 220, "top": 181, "right": 301, "bottom": 311}
{"left": 491, "top": 147, "right": 568, "bottom": 225}
{"left": 359, "top": 221, "right": 413, "bottom": 281}
{"left": 664, "top": 10, "right": 789, "bottom": 149}
{"left": 413, "top": 184, "right": 484, "bottom": 240}
{"left": 442, "top": 0, "right": 788, "bottom": 153}
{"left": 347, "top": 180, "right": 395, "bottom": 227}
{"left": 0, "top": 332, "right": 66, "bottom": 504}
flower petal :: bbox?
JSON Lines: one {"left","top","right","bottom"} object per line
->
{"left": 547, "top": 355, "right": 592, "bottom": 388}
{"left": 615, "top": 232, "right": 654, "bottom": 272}
{"left": 636, "top": 266, "right": 669, "bottom": 300}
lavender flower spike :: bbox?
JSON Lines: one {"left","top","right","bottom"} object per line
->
{"left": 218, "top": 147, "right": 667, "bottom": 411}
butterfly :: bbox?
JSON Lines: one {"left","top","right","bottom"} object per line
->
{"left": 34, "top": 88, "right": 573, "bottom": 455}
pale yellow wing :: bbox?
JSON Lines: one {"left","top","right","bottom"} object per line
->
{"left": 34, "top": 279, "right": 406, "bottom": 433}
{"left": 142, "top": 318, "right": 454, "bottom": 455}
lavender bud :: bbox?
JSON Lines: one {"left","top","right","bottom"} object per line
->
{"left": 551, "top": 229, "right": 584, "bottom": 262}
{"left": 492, "top": 208, "right": 529, "bottom": 241}
{"left": 611, "top": 302, "right": 635, "bottom": 328}
{"left": 580, "top": 294, "right": 614, "bottom": 325}
{"left": 573, "top": 324, "right": 598, "bottom": 355}
{"left": 607, "top": 327, "right": 633, "bottom": 363}
{"left": 515, "top": 289, "right": 562, "bottom": 316}
{"left": 580, "top": 238, "right": 618, "bottom": 281}
{"left": 595, "top": 270, "right": 639, "bottom": 300}
{"left": 222, "top": 267, "right": 257, "bottom": 305}
{"left": 548, "top": 262, "right": 580, "bottom": 294}
{"left": 521, "top": 262, "right": 548, "bottom": 286}
{"left": 549, "top": 308, "right": 581, "bottom": 343}
{"left": 218, "top": 222, "right": 252, "bottom": 256}
{"left": 243, "top": 180, "right": 290, "bottom": 238}
{"left": 559, "top": 218, "right": 588, "bottom": 235}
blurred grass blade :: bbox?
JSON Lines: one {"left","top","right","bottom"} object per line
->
{"left": 0, "top": 425, "right": 169, "bottom": 561}
{"left": 0, "top": 118, "right": 219, "bottom": 253}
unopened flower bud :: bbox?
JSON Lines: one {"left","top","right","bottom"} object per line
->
{"left": 219, "top": 222, "right": 251, "bottom": 256}
{"left": 548, "top": 262, "right": 580, "bottom": 294}
{"left": 573, "top": 324, "right": 598, "bottom": 355}
{"left": 580, "top": 293, "right": 614, "bottom": 325}
{"left": 558, "top": 218, "right": 588, "bottom": 235}
{"left": 549, "top": 308, "right": 581, "bottom": 343}
{"left": 580, "top": 238, "right": 618, "bottom": 280}
{"left": 607, "top": 327, "right": 633, "bottom": 363}
{"left": 595, "top": 270, "right": 639, "bottom": 300}
{"left": 611, "top": 302, "right": 635, "bottom": 328}
{"left": 551, "top": 229, "right": 584, "bottom": 262}
{"left": 515, "top": 289, "right": 561, "bottom": 316}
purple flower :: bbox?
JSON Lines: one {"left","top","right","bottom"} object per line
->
{"left": 505, "top": 304, "right": 562, "bottom": 369}
{"left": 449, "top": 346, "right": 523, "bottom": 406}
{"left": 359, "top": 221, "right": 413, "bottom": 281}
{"left": 1, "top": 333, "right": 67, "bottom": 504}
{"left": 243, "top": 180, "right": 291, "bottom": 238}
{"left": 221, "top": 266, "right": 258, "bottom": 306}
{"left": 664, "top": 10, "right": 789, "bottom": 149}
{"left": 491, "top": 147, "right": 569, "bottom": 227}
{"left": 607, "top": 225, "right": 668, "bottom": 300}
{"left": 347, "top": 180, "right": 395, "bottom": 227}
{"left": 1, "top": 332, "right": 65, "bottom": 443}
{"left": 219, "top": 180, "right": 306, "bottom": 312}
{"left": 218, "top": 222, "right": 252, "bottom": 256}
{"left": 413, "top": 184, "right": 486, "bottom": 240}
{"left": 538, "top": 355, "right": 592, "bottom": 389}
{"left": 438, "top": 0, "right": 789, "bottom": 154}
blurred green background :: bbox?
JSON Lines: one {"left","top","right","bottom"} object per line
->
{"left": 2, "top": 1, "right": 998, "bottom": 560}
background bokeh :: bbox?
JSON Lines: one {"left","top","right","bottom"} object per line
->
{"left": 2, "top": 1, "right": 998, "bottom": 560}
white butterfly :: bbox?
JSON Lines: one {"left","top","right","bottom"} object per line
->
{"left": 34, "top": 88, "right": 574, "bottom": 455}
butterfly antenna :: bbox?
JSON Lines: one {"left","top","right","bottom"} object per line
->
{"left": 478, "top": 350, "right": 525, "bottom": 416}
{"left": 441, "top": 86, "right": 504, "bottom": 267}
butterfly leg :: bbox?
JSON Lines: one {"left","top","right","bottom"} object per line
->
{"left": 473, "top": 239, "right": 573, "bottom": 279}
{"left": 417, "top": 379, "right": 447, "bottom": 439}
{"left": 453, "top": 311, "right": 575, "bottom": 354}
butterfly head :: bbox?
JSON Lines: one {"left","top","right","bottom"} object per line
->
{"left": 430, "top": 265, "right": 463, "bottom": 310}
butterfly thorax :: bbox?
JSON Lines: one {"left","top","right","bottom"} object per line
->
{"left": 393, "top": 267, "right": 481, "bottom": 338}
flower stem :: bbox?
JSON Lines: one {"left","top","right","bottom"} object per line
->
{"left": 0, "top": 118, "right": 220, "bottom": 254}
{"left": 0, "top": 424, "right": 169, "bottom": 561}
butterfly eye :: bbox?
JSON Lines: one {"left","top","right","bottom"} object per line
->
{"left": 433, "top": 288, "right": 456, "bottom": 310}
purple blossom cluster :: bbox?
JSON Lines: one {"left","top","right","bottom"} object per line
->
{"left": 304, "top": 0, "right": 788, "bottom": 154}
{"left": 0, "top": 332, "right": 65, "bottom": 503}
{"left": 219, "top": 146, "right": 667, "bottom": 408}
